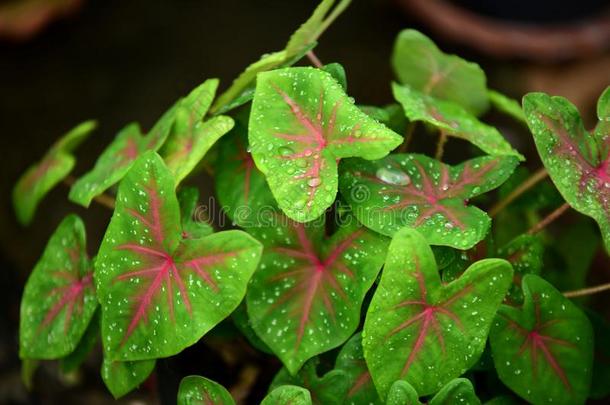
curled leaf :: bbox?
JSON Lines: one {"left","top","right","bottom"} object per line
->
{"left": 177, "top": 375, "right": 235, "bottom": 405}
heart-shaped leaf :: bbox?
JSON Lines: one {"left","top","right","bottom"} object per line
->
{"left": 249, "top": 67, "right": 402, "bottom": 222}
{"left": 13, "top": 120, "right": 96, "bottom": 224}
{"left": 363, "top": 228, "right": 512, "bottom": 397}
{"left": 101, "top": 358, "right": 155, "bottom": 399}
{"left": 391, "top": 29, "right": 489, "bottom": 116}
{"left": 429, "top": 378, "right": 480, "bottom": 405}
{"left": 386, "top": 380, "right": 420, "bottom": 405}
{"left": 523, "top": 87, "right": 610, "bottom": 252}
{"left": 488, "top": 90, "right": 526, "bottom": 124}
{"left": 335, "top": 332, "right": 381, "bottom": 405}
{"left": 177, "top": 375, "right": 235, "bottom": 405}
{"left": 246, "top": 217, "right": 388, "bottom": 374}
{"left": 262, "top": 385, "right": 312, "bottom": 405}
{"left": 392, "top": 83, "right": 523, "bottom": 160}
{"left": 211, "top": 0, "right": 350, "bottom": 115}
{"left": 339, "top": 153, "right": 518, "bottom": 248}
{"left": 215, "top": 112, "right": 277, "bottom": 228}
{"left": 20, "top": 214, "right": 97, "bottom": 359}
{"left": 270, "top": 359, "right": 350, "bottom": 405}
{"left": 489, "top": 275, "right": 594, "bottom": 405}
{"left": 161, "top": 79, "right": 234, "bottom": 184}
{"left": 95, "top": 151, "right": 262, "bottom": 361}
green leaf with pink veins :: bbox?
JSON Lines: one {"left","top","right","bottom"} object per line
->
{"left": 523, "top": 87, "right": 610, "bottom": 252}
{"left": 177, "top": 375, "right": 235, "bottom": 405}
{"left": 489, "top": 275, "right": 594, "bottom": 405}
{"left": 94, "top": 151, "right": 262, "bottom": 361}
{"left": 363, "top": 228, "right": 512, "bottom": 398}
{"left": 19, "top": 214, "right": 97, "bottom": 359}
{"left": 429, "top": 378, "right": 480, "bottom": 405}
{"left": 249, "top": 67, "right": 402, "bottom": 222}
{"left": 392, "top": 83, "right": 524, "bottom": 160}
{"left": 160, "top": 79, "right": 235, "bottom": 185}
{"left": 13, "top": 120, "right": 96, "bottom": 224}
{"left": 246, "top": 215, "right": 388, "bottom": 374}
{"left": 339, "top": 153, "right": 519, "bottom": 249}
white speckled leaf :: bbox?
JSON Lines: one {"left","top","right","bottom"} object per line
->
{"left": 95, "top": 151, "right": 262, "bottom": 361}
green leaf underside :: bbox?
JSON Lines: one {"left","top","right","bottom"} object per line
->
{"left": 523, "top": 89, "right": 610, "bottom": 252}
{"left": 249, "top": 67, "right": 402, "bottom": 222}
{"left": 392, "top": 83, "right": 523, "bottom": 160}
{"left": 211, "top": 0, "right": 351, "bottom": 115}
{"left": 490, "top": 275, "right": 594, "bottom": 405}
{"left": 429, "top": 378, "right": 480, "bottom": 405}
{"left": 215, "top": 118, "right": 278, "bottom": 228}
{"left": 95, "top": 151, "right": 262, "bottom": 360}
{"left": 363, "top": 228, "right": 512, "bottom": 397}
{"left": 335, "top": 333, "right": 381, "bottom": 405}
{"left": 339, "top": 153, "right": 519, "bottom": 248}
{"left": 69, "top": 122, "right": 144, "bottom": 207}
{"left": 261, "top": 385, "right": 312, "bottom": 405}
{"left": 392, "top": 29, "right": 489, "bottom": 116}
{"left": 271, "top": 359, "right": 350, "bottom": 405}
{"left": 20, "top": 215, "right": 97, "bottom": 359}
{"left": 102, "top": 358, "right": 155, "bottom": 399}
{"left": 386, "top": 380, "right": 420, "bottom": 405}
{"left": 488, "top": 90, "right": 526, "bottom": 124}
{"left": 178, "top": 375, "right": 235, "bottom": 405}
{"left": 161, "top": 79, "right": 235, "bottom": 184}
{"left": 247, "top": 217, "right": 387, "bottom": 374}
{"left": 13, "top": 120, "right": 96, "bottom": 224}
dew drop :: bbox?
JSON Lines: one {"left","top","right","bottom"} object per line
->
{"left": 375, "top": 167, "right": 411, "bottom": 186}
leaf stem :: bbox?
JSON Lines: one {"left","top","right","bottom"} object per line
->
{"left": 564, "top": 282, "right": 610, "bottom": 298}
{"left": 489, "top": 168, "right": 549, "bottom": 217}
{"left": 306, "top": 51, "right": 324, "bottom": 68}
{"left": 63, "top": 176, "right": 115, "bottom": 210}
{"left": 526, "top": 202, "right": 570, "bottom": 235}
{"left": 398, "top": 122, "right": 416, "bottom": 153}
{"left": 435, "top": 130, "right": 447, "bottom": 160}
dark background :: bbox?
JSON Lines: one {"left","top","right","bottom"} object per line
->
{"left": 1, "top": 0, "right": 609, "bottom": 403}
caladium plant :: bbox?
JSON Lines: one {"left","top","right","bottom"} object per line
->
{"left": 13, "top": 120, "right": 96, "bottom": 224}
{"left": 523, "top": 87, "right": 610, "bottom": 252}
{"left": 490, "top": 275, "right": 594, "bottom": 405}
{"left": 246, "top": 217, "right": 388, "bottom": 373}
{"left": 95, "top": 151, "right": 262, "bottom": 361}
{"left": 339, "top": 153, "right": 519, "bottom": 248}
{"left": 363, "top": 228, "right": 512, "bottom": 398}
{"left": 13, "top": 1, "right": 609, "bottom": 403}
{"left": 249, "top": 67, "right": 402, "bottom": 222}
